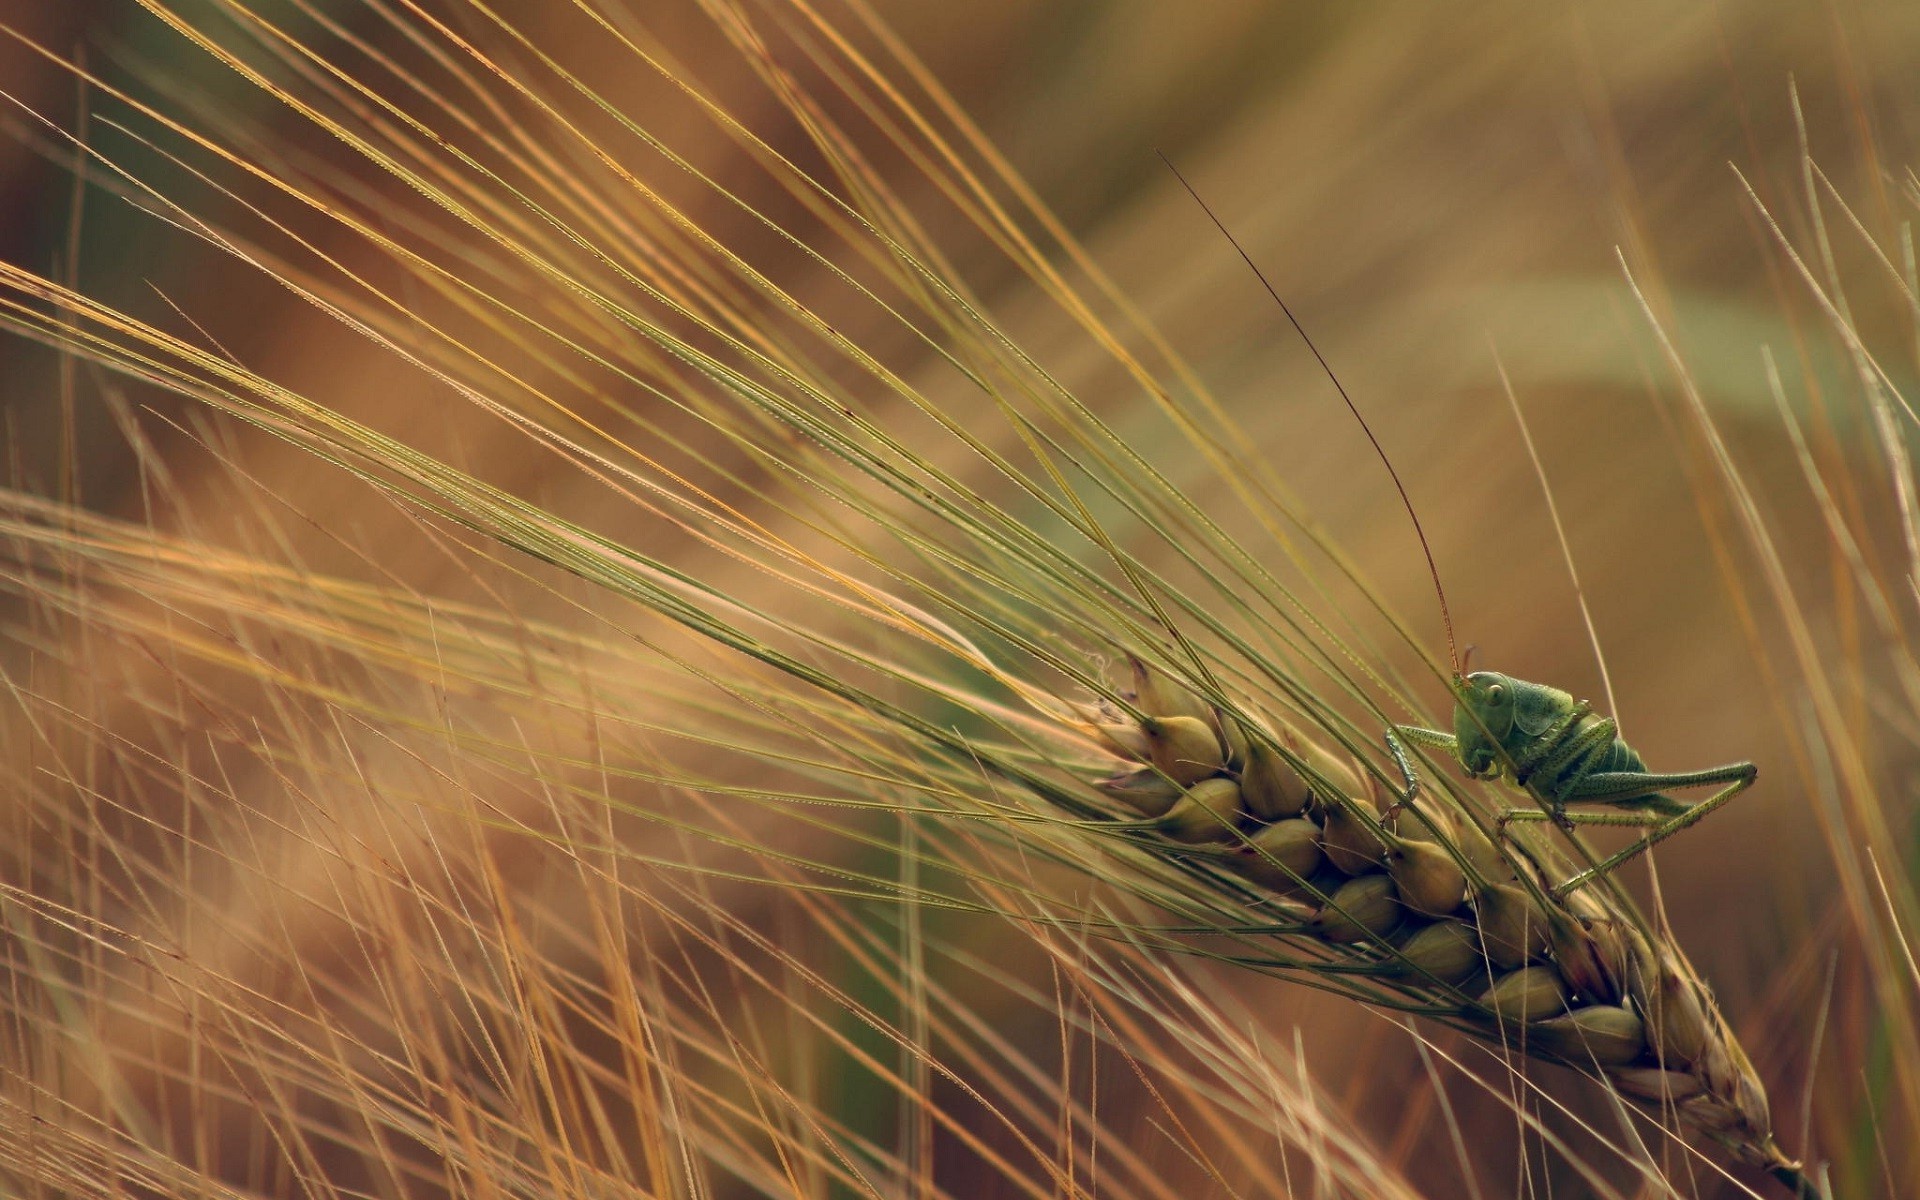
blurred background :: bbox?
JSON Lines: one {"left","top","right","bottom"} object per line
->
{"left": 3, "top": 0, "right": 1918, "bottom": 1196}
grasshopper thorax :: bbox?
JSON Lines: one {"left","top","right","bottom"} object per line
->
{"left": 1452, "top": 671, "right": 1577, "bottom": 780}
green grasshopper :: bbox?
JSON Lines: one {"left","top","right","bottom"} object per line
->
{"left": 1164, "top": 159, "right": 1758, "bottom": 898}
{"left": 1385, "top": 671, "right": 1756, "bottom": 898}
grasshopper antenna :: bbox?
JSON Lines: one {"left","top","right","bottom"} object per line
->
{"left": 1159, "top": 151, "right": 1461, "bottom": 676}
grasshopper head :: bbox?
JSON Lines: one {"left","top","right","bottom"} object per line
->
{"left": 1452, "top": 670, "right": 1518, "bottom": 778}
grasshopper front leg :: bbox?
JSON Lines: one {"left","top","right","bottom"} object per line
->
{"left": 1383, "top": 725, "right": 1454, "bottom": 819}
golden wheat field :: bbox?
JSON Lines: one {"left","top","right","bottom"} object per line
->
{"left": 2, "top": 1, "right": 1918, "bottom": 1197}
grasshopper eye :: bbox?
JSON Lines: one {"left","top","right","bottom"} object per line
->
{"left": 1486, "top": 684, "right": 1506, "bottom": 705}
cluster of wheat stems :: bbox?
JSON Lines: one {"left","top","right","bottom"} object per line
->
{"left": 3, "top": 1, "right": 1916, "bottom": 1197}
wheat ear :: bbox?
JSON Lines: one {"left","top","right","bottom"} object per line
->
{"left": 1063, "top": 655, "right": 1818, "bottom": 1198}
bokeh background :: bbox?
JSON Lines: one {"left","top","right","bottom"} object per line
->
{"left": 3, "top": 1, "right": 1919, "bottom": 1196}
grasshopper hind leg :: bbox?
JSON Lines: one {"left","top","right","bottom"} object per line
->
{"left": 1531, "top": 764, "right": 1757, "bottom": 897}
